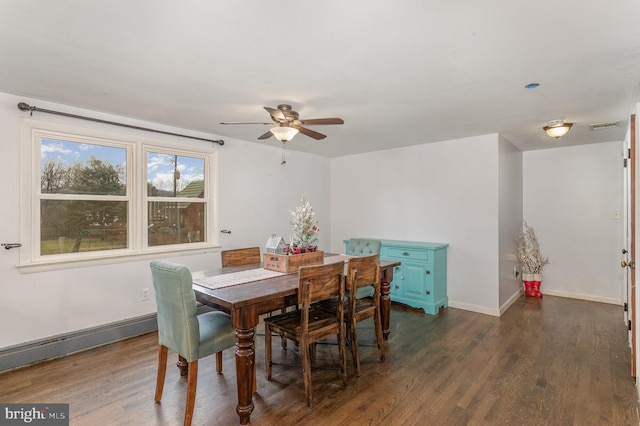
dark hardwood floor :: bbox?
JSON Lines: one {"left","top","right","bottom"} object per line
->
{"left": 2, "top": 295, "right": 639, "bottom": 425}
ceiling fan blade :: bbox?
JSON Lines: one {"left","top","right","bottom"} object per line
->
{"left": 220, "top": 122, "right": 272, "bottom": 125}
{"left": 258, "top": 130, "right": 273, "bottom": 140}
{"left": 299, "top": 118, "right": 344, "bottom": 125}
{"left": 264, "top": 106, "right": 286, "bottom": 122}
{"left": 298, "top": 126, "right": 326, "bottom": 140}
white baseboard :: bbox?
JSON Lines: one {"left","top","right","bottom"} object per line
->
{"left": 447, "top": 300, "right": 501, "bottom": 317}
{"left": 499, "top": 289, "right": 523, "bottom": 315}
{"left": 447, "top": 287, "right": 622, "bottom": 318}
{"left": 541, "top": 289, "right": 622, "bottom": 305}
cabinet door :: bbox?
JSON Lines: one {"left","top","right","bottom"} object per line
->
{"left": 402, "top": 262, "right": 427, "bottom": 300}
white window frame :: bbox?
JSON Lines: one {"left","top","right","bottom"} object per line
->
{"left": 18, "top": 118, "right": 220, "bottom": 273}
{"left": 142, "top": 145, "right": 212, "bottom": 253}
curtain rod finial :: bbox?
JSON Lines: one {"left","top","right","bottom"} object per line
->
{"left": 17, "top": 102, "right": 33, "bottom": 112}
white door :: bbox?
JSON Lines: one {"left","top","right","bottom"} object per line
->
{"left": 625, "top": 113, "right": 637, "bottom": 377}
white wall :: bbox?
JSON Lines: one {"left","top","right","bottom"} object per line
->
{"left": 0, "top": 90, "right": 625, "bottom": 353}
{"left": 330, "top": 134, "right": 502, "bottom": 314}
{"left": 498, "top": 136, "right": 524, "bottom": 310}
{"left": 0, "top": 92, "right": 331, "bottom": 349}
{"left": 523, "top": 141, "right": 623, "bottom": 303}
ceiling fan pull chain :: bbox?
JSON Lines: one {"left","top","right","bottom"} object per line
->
{"left": 281, "top": 142, "right": 286, "bottom": 166}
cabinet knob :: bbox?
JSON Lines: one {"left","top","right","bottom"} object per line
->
{"left": 425, "top": 270, "right": 431, "bottom": 275}
{"left": 402, "top": 252, "right": 410, "bottom": 256}
{"left": 395, "top": 285, "right": 399, "bottom": 289}
{"left": 426, "top": 290, "right": 431, "bottom": 295}
{"left": 400, "top": 276, "right": 404, "bottom": 280}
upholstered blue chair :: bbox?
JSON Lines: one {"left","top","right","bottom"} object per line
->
{"left": 346, "top": 238, "right": 381, "bottom": 256}
{"left": 150, "top": 260, "right": 236, "bottom": 426}
{"left": 346, "top": 239, "right": 381, "bottom": 299}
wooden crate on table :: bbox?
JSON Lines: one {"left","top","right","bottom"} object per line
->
{"left": 263, "top": 251, "right": 324, "bottom": 273}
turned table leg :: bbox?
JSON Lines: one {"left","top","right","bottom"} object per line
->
{"left": 177, "top": 355, "right": 188, "bottom": 376}
{"left": 380, "top": 266, "right": 394, "bottom": 340}
{"left": 233, "top": 307, "right": 258, "bottom": 425}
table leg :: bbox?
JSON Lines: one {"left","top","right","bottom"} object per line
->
{"left": 177, "top": 355, "right": 188, "bottom": 376}
{"left": 233, "top": 307, "right": 258, "bottom": 425}
{"left": 380, "top": 266, "right": 394, "bottom": 340}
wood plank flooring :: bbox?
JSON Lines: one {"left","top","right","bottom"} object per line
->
{"left": 2, "top": 295, "right": 639, "bottom": 425}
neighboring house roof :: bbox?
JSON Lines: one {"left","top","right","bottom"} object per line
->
{"left": 178, "top": 180, "right": 204, "bottom": 199}
{"left": 176, "top": 180, "right": 204, "bottom": 209}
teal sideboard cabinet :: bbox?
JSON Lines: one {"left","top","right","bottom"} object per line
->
{"left": 344, "top": 239, "right": 449, "bottom": 315}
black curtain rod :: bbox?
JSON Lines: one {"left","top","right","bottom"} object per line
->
{"left": 17, "top": 102, "right": 224, "bottom": 146}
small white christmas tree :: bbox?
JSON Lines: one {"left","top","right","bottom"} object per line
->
{"left": 288, "top": 195, "right": 319, "bottom": 251}
{"left": 516, "top": 221, "right": 549, "bottom": 274}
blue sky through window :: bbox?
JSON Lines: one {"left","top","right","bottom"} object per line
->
{"left": 41, "top": 138, "right": 126, "bottom": 167}
{"left": 41, "top": 139, "right": 205, "bottom": 193}
{"left": 147, "top": 151, "right": 204, "bottom": 193}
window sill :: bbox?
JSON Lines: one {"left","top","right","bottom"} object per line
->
{"left": 16, "top": 245, "right": 222, "bottom": 274}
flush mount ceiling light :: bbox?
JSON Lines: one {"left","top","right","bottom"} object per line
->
{"left": 270, "top": 126, "right": 299, "bottom": 142}
{"left": 543, "top": 119, "right": 573, "bottom": 139}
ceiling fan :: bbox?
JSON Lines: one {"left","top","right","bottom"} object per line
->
{"left": 220, "top": 104, "right": 344, "bottom": 142}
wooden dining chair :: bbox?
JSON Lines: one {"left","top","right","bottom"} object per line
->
{"left": 220, "top": 246, "right": 261, "bottom": 267}
{"left": 150, "top": 260, "right": 236, "bottom": 426}
{"left": 346, "top": 254, "right": 384, "bottom": 376}
{"left": 264, "top": 262, "right": 348, "bottom": 407}
{"left": 346, "top": 239, "right": 381, "bottom": 299}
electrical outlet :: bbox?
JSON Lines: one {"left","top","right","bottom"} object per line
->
{"left": 141, "top": 288, "right": 149, "bottom": 301}
{"left": 513, "top": 266, "right": 519, "bottom": 278}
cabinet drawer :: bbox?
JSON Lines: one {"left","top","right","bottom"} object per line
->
{"left": 385, "top": 247, "right": 429, "bottom": 261}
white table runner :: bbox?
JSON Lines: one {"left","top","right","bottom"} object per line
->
{"left": 193, "top": 268, "right": 287, "bottom": 290}
{"left": 193, "top": 255, "right": 358, "bottom": 291}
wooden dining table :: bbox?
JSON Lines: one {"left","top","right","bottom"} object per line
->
{"left": 191, "top": 255, "right": 400, "bottom": 425}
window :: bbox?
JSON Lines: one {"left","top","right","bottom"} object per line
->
{"left": 40, "top": 138, "right": 130, "bottom": 256}
{"left": 20, "top": 119, "right": 218, "bottom": 270}
{"left": 145, "top": 150, "right": 207, "bottom": 247}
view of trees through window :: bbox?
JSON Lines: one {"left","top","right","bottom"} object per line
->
{"left": 26, "top": 124, "right": 216, "bottom": 265}
{"left": 40, "top": 139, "right": 128, "bottom": 255}
{"left": 37, "top": 137, "right": 210, "bottom": 257}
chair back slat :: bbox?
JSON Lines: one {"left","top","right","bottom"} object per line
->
{"left": 221, "top": 247, "right": 261, "bottom": 267}
{"left": 299, "top": 261, "right": 345, "bottom": 305}
{"left": 347, "top": 254, "right": 381, "bottom": 294}
{"left": 298, "top": 262, "right": 345, "bottom": 336}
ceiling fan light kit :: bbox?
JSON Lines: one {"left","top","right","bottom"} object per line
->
{"left": 270, "top": 126, "right": 299, "bottom": 142}
{"left": 543, "top": 119, "right": 573, "bottom": 139}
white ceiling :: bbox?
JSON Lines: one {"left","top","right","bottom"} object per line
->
{"left": 1, "top": 1, "right": 640, "bottom": 157}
